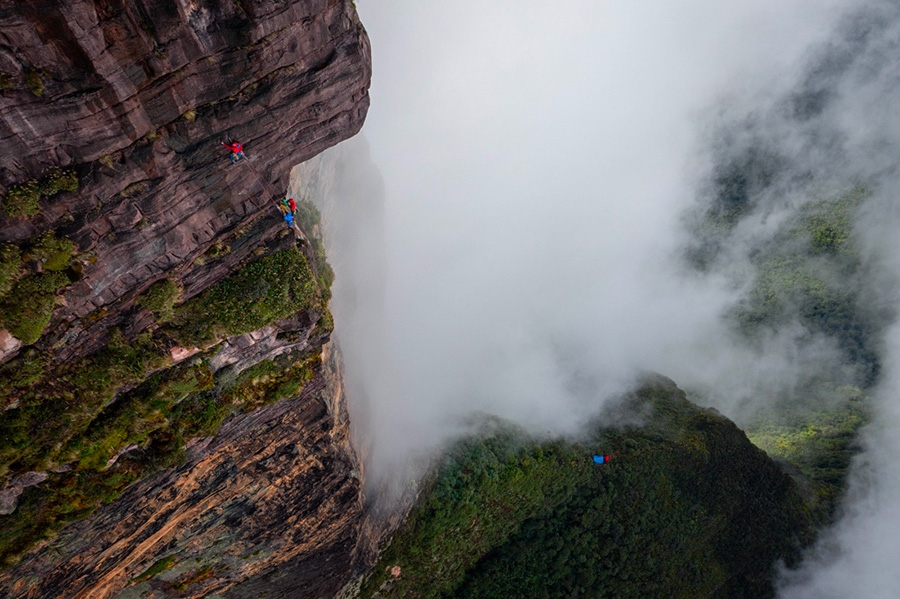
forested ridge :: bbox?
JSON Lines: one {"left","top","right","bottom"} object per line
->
{"left": 357, "top": 377, "right": 816, "bottom": 599}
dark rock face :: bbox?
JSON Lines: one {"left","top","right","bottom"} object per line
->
{"left": 0, "top": 0, "right": 370, "bottom": 360}
{"left": 0, "top": 0, "right": 372, "bottom": 596}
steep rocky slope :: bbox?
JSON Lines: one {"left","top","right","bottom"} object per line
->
{"left": 0, "top": 0, "right": 372, "bottom": 596}
{"left": 0, "top": 0, "right": 370, "bottom": 359}
{"left": 3, "top": 343, "right": 363, "bottom": 599}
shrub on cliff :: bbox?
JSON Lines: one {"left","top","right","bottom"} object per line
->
{"left": 0, "top": 231, "right": 78, "bottom": 345}
{"left": 172, "top": 247, "right": 320, "bottom": 346}
{"left": 27, "top": 231, "right": 76, "bottom": 271}
{"left": 2, "top": 168, "right": 78, "bottom": 218}
{"left": 0, "top": 272, "right": 69, "bottom": 344}
{"left": 137, "top": 278, "right": 181, "bottom": 322}
{"left": 2, "top": 180, "right": 41, "bottom": 217}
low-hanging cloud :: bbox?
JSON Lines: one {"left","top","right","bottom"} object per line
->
{"left": 306, "top": 1, "right": 900, "bottom": 594}
{"left": 348, "top": 0, "right": 854, "bottom": 467}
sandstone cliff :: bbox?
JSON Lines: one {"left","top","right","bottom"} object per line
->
{"left": 0, "top": 0, "right": 372, "bottom": 596}
{"left": 0, "top": 0, "right": 370, "bottom": 359}
{"left": 3, "top": 342, "right": 364, "bottom": 599}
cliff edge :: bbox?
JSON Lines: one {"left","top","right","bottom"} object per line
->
{"left": 0, "top": 1, "right": 372, "bottom": 597}
{"left": 0, "top": 0, "right": 370, "bottom": 359}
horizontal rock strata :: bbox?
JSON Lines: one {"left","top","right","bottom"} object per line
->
{"left": 0, "top": 0, "right": 370, "bottom": 362}
{"left": 1, "top": 342, "right": 363, "bottom": 599}
{"left": 0, "top": 0, "right": 372, "bottom": 596}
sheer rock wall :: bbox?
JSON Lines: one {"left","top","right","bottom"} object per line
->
{"left": 2, "top": 342, "right": 363, "bottom": 599}
{"left": 0, "top": 0, "right": 370, "bottom": 360}
{"left": 0, "top": 1, "right": 372, "bottom": 596}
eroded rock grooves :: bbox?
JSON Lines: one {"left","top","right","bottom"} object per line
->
{"left": 0, "top": 0, "right": 371, "bottom": 597}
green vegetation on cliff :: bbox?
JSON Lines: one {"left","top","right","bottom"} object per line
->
{"left": 137, "top": 278, "right": 181, "bottom": 323}
{"left": 730, "top": 187, "right": 876, "bottom": 385}
{"left": 0, "top": 329, "right": 171, "bottom": 472}
{"left": 0, "top": 244, "right": 22, "bottom": 299}
{"left": 0, "top": 231, "right": 79, "bottom": 344}
{"left": 0, "top": 235, "right": 332, "bottom": 567}
{"left": 0, "top": 346, "right": 323, "bottom": 566}
{"left": 294, "top": 199, "right": 335, "bottom": 298}
{"left": 1, "top": 168, "right": 78, "bottom": 218}
{"left": 747, "top": 387, "right": 867, "bottom": 520}
{"left": 687, "top": 180, "right": 876, "bottom": 525}
{"left": 172, "top": 247, "right": 320, "bottom": 347}
{"left": 360, "top": 378, "right": 814, "bottom": 599}
{"left": 0, "top": 272, "right": 70, "bottom": 344}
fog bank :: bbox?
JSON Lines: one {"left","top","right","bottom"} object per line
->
{"left": 313, "top": 1, "right": 900, "bottom": 596}
{"left": 352, "top": 0, "right": 853, "bottom": 468}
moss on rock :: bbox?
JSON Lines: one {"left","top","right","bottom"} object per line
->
{"left": 27, "top": 231, "right": 76, "bottom": 272}
{"left": 137, "top": 279, "right": 181, "bottom": 322}
{"left": 0, "top": 272, "right": 69, "bottom": 344}
{"left": 0, "top": 244, "right": 22, "bottom": 300}
{"left": 2, "top": 180, "right": 41, "bottom": 217}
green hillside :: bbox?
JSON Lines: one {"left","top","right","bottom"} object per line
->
{"left": 357, "top": 377, "right": 816, "bottom": 599}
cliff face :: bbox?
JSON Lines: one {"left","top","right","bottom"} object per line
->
{"left": 0, "top": 0, "right": 372, "bottom": 596}
{"left": 2, "top": 342, "right": 363, "bottom": 599}
{"left": 0, "top": 0, "right": 370, "bottom": 359}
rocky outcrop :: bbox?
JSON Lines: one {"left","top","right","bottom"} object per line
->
{"left": 0, "top": 329, "right": 20, "bottom": 362}
{"left": 0, "top": 0, "right": 371, "bottom": 361}
{"left": 0, "top": 342, "right": 364, "bottom": 599}
{"left": 0, "top": 471, "right": 47, "bottom": 515}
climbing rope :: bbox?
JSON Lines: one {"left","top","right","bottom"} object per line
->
{"left": 241, "top": 158, "right": 284, "bottom": 215}
{"left": 232, "top": 149, "right": 313, "bottom": 248}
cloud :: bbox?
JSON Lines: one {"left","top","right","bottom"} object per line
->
{"left": 312, "top": 1, "right": 900, "bottom": 594}
{"left": 350, "top": 0, "right": 855, "bottom": 462}
{"left": 779, "top": 323, "right": 900, "bottom": 599}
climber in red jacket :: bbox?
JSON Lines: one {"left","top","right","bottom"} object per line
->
{"left": 221, "top": 141, "right": 246, "bottom": 164}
